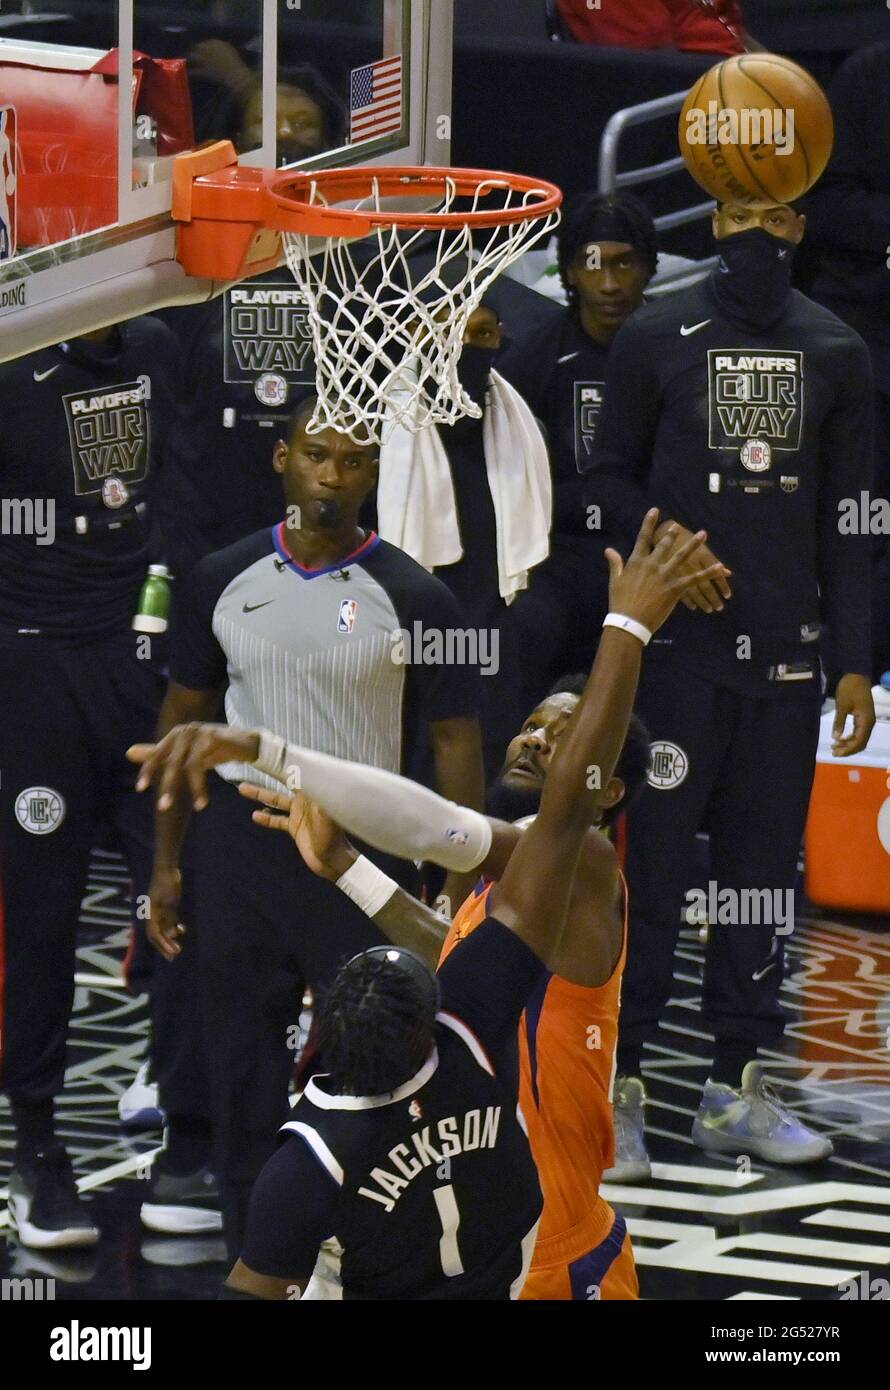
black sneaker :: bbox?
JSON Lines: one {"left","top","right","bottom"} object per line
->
{"left": 7, "top": 1146, "right": 100, "bottom": 1250}
{"left": 140, "top": 1162, "right": 223, "bottom": 1234}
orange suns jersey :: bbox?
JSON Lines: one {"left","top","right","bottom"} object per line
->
{"left": 439, "top": 876, "right": 626, "bottom": 1265}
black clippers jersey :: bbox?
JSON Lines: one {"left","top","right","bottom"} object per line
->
{"left": 241, "top": 918, "right": 545, "bottom": 1300}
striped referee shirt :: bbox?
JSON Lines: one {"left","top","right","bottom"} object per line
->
{"left": 169, "top": 524, "right": 480, "bottom": 787}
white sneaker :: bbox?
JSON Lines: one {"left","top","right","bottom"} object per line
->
{"left": 118, "top": 1062, "right": 165, "bottom": 1129}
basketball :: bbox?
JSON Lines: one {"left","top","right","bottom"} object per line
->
{"left": 679, "top": 54, "right": 834, "bottom": 207}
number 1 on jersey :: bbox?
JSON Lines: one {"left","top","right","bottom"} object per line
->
{"left": 433, "top": 1184, "right": 464, "bottom": 1277}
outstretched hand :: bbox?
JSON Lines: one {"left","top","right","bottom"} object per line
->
{"left": 127, "top": 724, "right": 261, "bottom": 811}
{"left": 238, "top": 782, "right": 354, "bottom": 881}
{"left": 605, "top": 509, "right": 732, "bottom": 636}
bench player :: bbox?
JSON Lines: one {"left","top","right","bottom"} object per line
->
{"left": 130, "top": 511, "right": 725, "bottom": 1298}
{"left": 589, "top": 199, "right": 874, "bottom": 1175}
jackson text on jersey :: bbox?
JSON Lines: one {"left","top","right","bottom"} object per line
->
{"left": 358, "top": 1106, "right": 502, "bottom": 1212}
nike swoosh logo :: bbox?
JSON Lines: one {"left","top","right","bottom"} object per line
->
{"left": 242, "top": 601, "right": 274, "bottom": 613}
{"left": 680, "top": 320, "right": 711, "bottom": 337}
{"left": 557, "top": 351, "right": 581, "bottom": 364}
{"left": 33, "top": 365, "right": 61, "bottom": 382}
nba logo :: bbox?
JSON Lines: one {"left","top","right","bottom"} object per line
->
{"left": 337, "top": 598, "right": 357, "bottom": 633}
{"left": 0, "top": 106, "right": 17, "bottom": 261}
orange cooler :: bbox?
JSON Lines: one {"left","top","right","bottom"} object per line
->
{"left": 804, "top": 704, "right": 890, "bottom": 914}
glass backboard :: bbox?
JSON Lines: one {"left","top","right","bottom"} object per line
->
{"left": 0, "top": 0, "right": 452, "bottom": 359}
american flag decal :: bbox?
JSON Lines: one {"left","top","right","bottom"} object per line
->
{"left": 349, "top": 54, "right": 403, "bottom": 143}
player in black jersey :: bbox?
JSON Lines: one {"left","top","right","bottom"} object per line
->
{"left": 0, "top": 320, "right": 182, "bottom": 1247}
{"left": 131, "top": 510, "right": 726, "bottom": 1298}
{"left": 157, "top": 268, "right": 315, "bottom": 574}
{"left": 498, "top": 192, "right": 657, "bottom": 709}
{"left": 589, "top": 199, "right": 876, "bottom": 1176}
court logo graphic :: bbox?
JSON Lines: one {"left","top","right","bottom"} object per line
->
{"left": 708, "top": 351, "right": 803, "bottom": 457}
{"left": 574, "top": 381, "right": 605, "bottom": 470}
{"left": 15, "top": 786, "right": 65, "bottom": 834}
{"left": 0, "top": 106, "right": 17, "bottom": 261}
{"left": 337, "top": 598, "right": 358, "bottom": 633}
{"left": 223, "top": 283, "right": 314, "bottom": 399}
{"left": 647, "top": 741, "right": 689, "bottom": 790}
{"left": 62, "top": 381, "right": 150, "bottom": 503}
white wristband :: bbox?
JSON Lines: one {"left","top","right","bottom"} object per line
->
{"left": 336, "top": 855, "right": 399, "bottom": 918}
{"left": 603, "top": 612, "right": 652, "bottom": 647}
{"left": 256, "top": 729, "right": 289, "bottom": 779}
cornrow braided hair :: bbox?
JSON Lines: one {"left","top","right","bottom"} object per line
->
{"left": 318, "top": 953, "right": 437, "bottom": 1097}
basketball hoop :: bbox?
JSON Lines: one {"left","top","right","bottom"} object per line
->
{"left": 173, "top": 143, "right": 562, "bottom": 443}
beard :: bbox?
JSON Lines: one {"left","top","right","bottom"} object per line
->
{"left": 485, "top": 775, "right": 543, "bottom": 823}
{"left": 315, "top": 499, "right": 343, "bottom": 529}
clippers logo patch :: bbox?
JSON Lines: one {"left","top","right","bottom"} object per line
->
{"left": 254, "top": 372, "right": 288, "bottom": 407}
{"left": 740, "top": 438, "right": 771, "bottom": 472}
{"left": 62, "top": 381, "right": 150, "bottom": 499}
{"left": 708, "top": 351, "right": 803, "bottom": 454}
{"left": 16, "top": 786, "right": 65, "bottom": 834}
{"left": 337, "top": 598, "right": 357, "bottom": 633}
{"left": 574, "top": 381, "right": 605, "bottom": 471}
{"left": 102, "top": 477, "right": 129, "bottom": 508}
{"left": 647, "top": 741, "right": 689, "bottom": 790}
{"left": 224, "top": 282, "right": 314, "bottom": 389}
{"left": 0, "top": 105, "right": 17, "bottom": 261}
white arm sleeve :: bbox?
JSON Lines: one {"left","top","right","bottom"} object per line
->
{"left": 254, "top": 731, "right": 493, "bottom": 873}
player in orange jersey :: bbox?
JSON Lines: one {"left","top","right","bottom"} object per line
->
{"left": 435, "top": 687, "right": 647, "bottom": 1300}
{"left": 131, "top": 511, "right": 726, "bottom": 1299}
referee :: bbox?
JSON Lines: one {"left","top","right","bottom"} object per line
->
{"left": 589, "top": 200, "right": 876, "bottom": 1174}
{"left": 151, "top": 394, "right": 485, "bottom": 1252}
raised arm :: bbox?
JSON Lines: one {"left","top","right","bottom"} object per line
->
{"left": 488, "top": 513, "right": 726, "bottom": 964}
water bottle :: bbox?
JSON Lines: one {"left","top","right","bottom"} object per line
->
{"left": 133, "top": 565, "right": 172, "bottom": 634}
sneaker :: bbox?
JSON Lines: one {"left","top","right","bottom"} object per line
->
{"left": 140, "top": 1163, "right": 223, "bottom": 1234}
{"left": 8, "top": 1237, "right": 98, "bottom": 1285}
{"left": 602, "top": 1076, "right": 652, "bottom": 1183}
{"left": 692, "top": 1061, "right": 834, "bottom": 1164}
{"left": 7, "top": 1147, "right": 100, "bottom": 1250}
{"left": 141, "top": 1235, "right": 228, "bottom": 1267}
{"left": 118, "top": 1062, "right": 165, "bottom": 1129}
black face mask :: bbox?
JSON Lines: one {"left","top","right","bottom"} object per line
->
{"left": 709, "top": 227, "right": 796, "bottom": 332}
{"left": 457, "top": 344, "right": 497, "bottom": 408}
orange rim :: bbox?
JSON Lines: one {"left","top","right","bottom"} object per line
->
{"left": 265, "top": 164, "right": 563, "bottom": 237}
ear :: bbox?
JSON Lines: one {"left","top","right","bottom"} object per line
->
{"left": 602, "top": 774, "right": 626, "bottom": 818}
{"left": 711, "top": 208, "right": 720, "bottom": 239}
{"left": 792, "top": 212, "right": 806, "bottom": 246}
{"left": 273, "top": 439, "right": 287, "bottom": 475}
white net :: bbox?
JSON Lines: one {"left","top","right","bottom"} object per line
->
{"left": 281, "top": 173, "right": 561, "bottom": 445}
